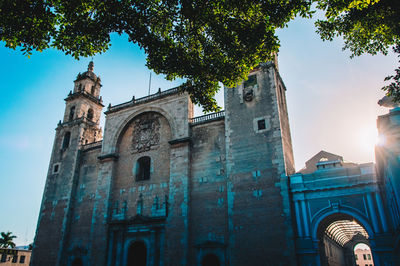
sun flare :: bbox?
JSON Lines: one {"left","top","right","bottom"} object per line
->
{"left": 358, "top": 126, "right": 379, "bottom": 152}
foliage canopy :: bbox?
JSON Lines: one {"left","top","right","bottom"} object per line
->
{"left": 0, "top": 0, "right": 312, "bottom": 112}
{"left": 1, "top": 0, "right": 399, "bottom": 109}
{"left": 315, "top": 0, "right": 400, "bottom": 101}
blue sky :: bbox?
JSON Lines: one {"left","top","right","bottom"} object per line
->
{"left": 0, "top": 15, "right": 397, "bottom": 246}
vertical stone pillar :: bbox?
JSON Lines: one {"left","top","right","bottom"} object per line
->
{"left": 294, "top": 200, "right": 303, "bottom": 237}
{"left": 375, "top": 192, "right": 389, "bottom": 233}
{"left": 165, "top": 140, "right": 190, "bottom": 265}
{"left": 301, "top": 200, "right": 310, "bottom": 237}
{"left": 90, "top": 154, "right": 118, "bottom": 265}
{"left": 366, "top": 192, "right": 380, "bottom": 233}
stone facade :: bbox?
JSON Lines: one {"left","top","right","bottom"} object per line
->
{"left": 31, "top": 61, "right": 400, "bottom": 265}
{"left": 31, "top": 61, "right": 296, "bottom": 266}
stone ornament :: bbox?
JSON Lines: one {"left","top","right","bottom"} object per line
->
{"left": 131, "top": 113, "right": 161, "bottom": 153}
{"left": 378, "top": 95, "right": 400, "bottom": 108}
{"left": 243, "top": 74, "right": 257, "bottom": 102}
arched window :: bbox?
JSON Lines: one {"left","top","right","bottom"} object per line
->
{"left": 136, "top": 156, "right": 151, "bottom": 181}
{"left": 62, "top": 132, "right": 71, "bottom": 149}
{"left": 87, "top": 108, "right": 94, "bottom": 120}
{"left": 127, "top": 241, "right": 147, "bottom": 266}
{"left": 201, "top": 254, "right": 220, "bottom": 266}
{"left": 69, "top": 106, "right": 75, "bottom": 121}
{"left": 91, "top": 85, "right": 95, "bottom": 95}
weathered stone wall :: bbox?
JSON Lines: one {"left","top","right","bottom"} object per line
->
{"left": 224, "top": 63, "right": 296, "bottom": 265}
{"left": 89, "top": 91, "right": 193, "bottom": 265}
{"left": 32, "top": 122, "right": 82, "bottom": 265}
{"left": 112, "top": 112, "right": 171, "bottom": 218}
{"left": 63, "top": 147, "right": 101, "bottom": 265}
{"left": 34, "top": 63, "right": 299, "bottom": 265}
{"left": 190, "top": 120, "right": 227, "bottom": 265}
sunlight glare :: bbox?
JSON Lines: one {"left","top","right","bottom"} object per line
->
{"left": 358, "top": 126, "right": 379, "bottom": 153}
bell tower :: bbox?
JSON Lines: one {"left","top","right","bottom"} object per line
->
{"left": 63, "top": 61, "right": 103, "bottom": 145}
{"left": 224, "top": 61, "right": 296, "bottom": 264}
{"left": 31, "top": 62, "right": 104, "bottom": 266}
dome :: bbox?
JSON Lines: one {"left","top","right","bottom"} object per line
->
{"left": 75, "top": 61, "right": 100, "bottom": 82}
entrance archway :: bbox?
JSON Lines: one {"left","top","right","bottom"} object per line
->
{"left": 201, "top": 253, "right": 220, "bottom": 266}
{"left": 127, "top": 241, "right": 147, "bottom": 266}
{"left": 317, "top": 213, "right": 372, "bottom": 266}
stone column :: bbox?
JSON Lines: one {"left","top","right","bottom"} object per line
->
{"left": 366, "top": 193, "right": 380, "bottom": 233}
{"left": 301, "top": 200, "right": 310, "bottom": 237}
{"left": 375, "top": 192, "right": 389, "bottom": 233}
{"left": 165, "top": 140, "right": 190, "bottom": 265}
{"left": 90, "top": 153, "right": 118, "bottom": 265}
{"left": 295, "top": 200, "right": 303, "bottom": 237}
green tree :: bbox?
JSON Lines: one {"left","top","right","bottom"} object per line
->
{"left": 1, "top": 1, "right": 398, "bottom": 108}
{"left": 315, "top": 0, "right": 400, "bottom": 100}
{"left": 0, "top": 231, "right": 17, "bottom": 248}
{"left": 0, "top": 0, "right": 312, "bottom": 112}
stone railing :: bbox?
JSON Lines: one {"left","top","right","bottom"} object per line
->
{"left": 106, "top": 87, "right": 180, "bottom": 114}
{"left": 81, "top": 140, "right": 103, "bottom": 151}
{"left": 190, "top": 110, "right": 225, "bottom": 125}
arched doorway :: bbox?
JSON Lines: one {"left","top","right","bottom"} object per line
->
{"left": 201, "top": 253, "right": 220, "bottom": 266}
{"left": 71, "top": 258, "right": 83, "bottom": 266}
{"left": 127, "top": 241, "right": 147, "bottom": 266}
{"left": 317, "top": 213, "right": 372, "bottom": 266}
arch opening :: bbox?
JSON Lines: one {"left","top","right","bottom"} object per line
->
{"left": 69, "top": 106, "right": 75, "bottom": 121}
{"left": 127, "top": 241, "right": 147, "bottom": 266}
{"left": 201, "top": 253, "right": 220, "bottom": 266}
{"left": 317, "top": 214, "right": 373, "bottom": 266}
{"left": 62, "top": 132, "right": 71, "bottom": 149}
{"left": 87, "top": 108, "right": 94, "bottom": 120}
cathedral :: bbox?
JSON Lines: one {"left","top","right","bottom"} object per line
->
{"left": 31, "top": 61, "right": 400, "bottom": 266}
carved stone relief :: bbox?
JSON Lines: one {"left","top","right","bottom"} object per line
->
{"left": 131, "top": 113, "right": 161, "bottom": 153}
{"left": 242, "top": 74, "right": 257, "bottom": 102}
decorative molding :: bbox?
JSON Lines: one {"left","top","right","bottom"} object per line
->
{"left": 98, "top": 153, "right": 119, "bottom": 162}
{"left": 168, "top": 137, "right": 191, "bottom": 145}
{"left": 131, "top": 113, "right": 161, "bottom": 153}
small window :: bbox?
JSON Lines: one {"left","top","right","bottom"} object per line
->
{"left": 257, "top": 119, "right": 266, "bottom": 130}
{"left": 87, "top": 108, "right": 94, "bottom": 120}
{"left": 53, "top": 163, "right": 60, "bottom": 174}
{"left": 136, "top": 156, "right": 151, "bottom": 181}
{"left": 91, "top": 85, "right": 95, "bottom": 95}
{"left": 19, "top": 255, "right": 25, "bottom": 263}
{"left": 367, "top": 254, "right": 371, "bottom": 260}
{"left": 69, "top": 106, "right": 75, "bottom": 121}
{"left": 1, "top": 254, "right": 7, "bottom": 262}
{"left": 62, "top": 132, "right": 71, "bottom": 149}
{"left": 355, "top": 254, "right": 358, "bottom": 260}
{"left": 363, "top": 254, "right": 367, "bottom": 260}
{"left": 12, "top": 255, "right": 18, "bottom": 263}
